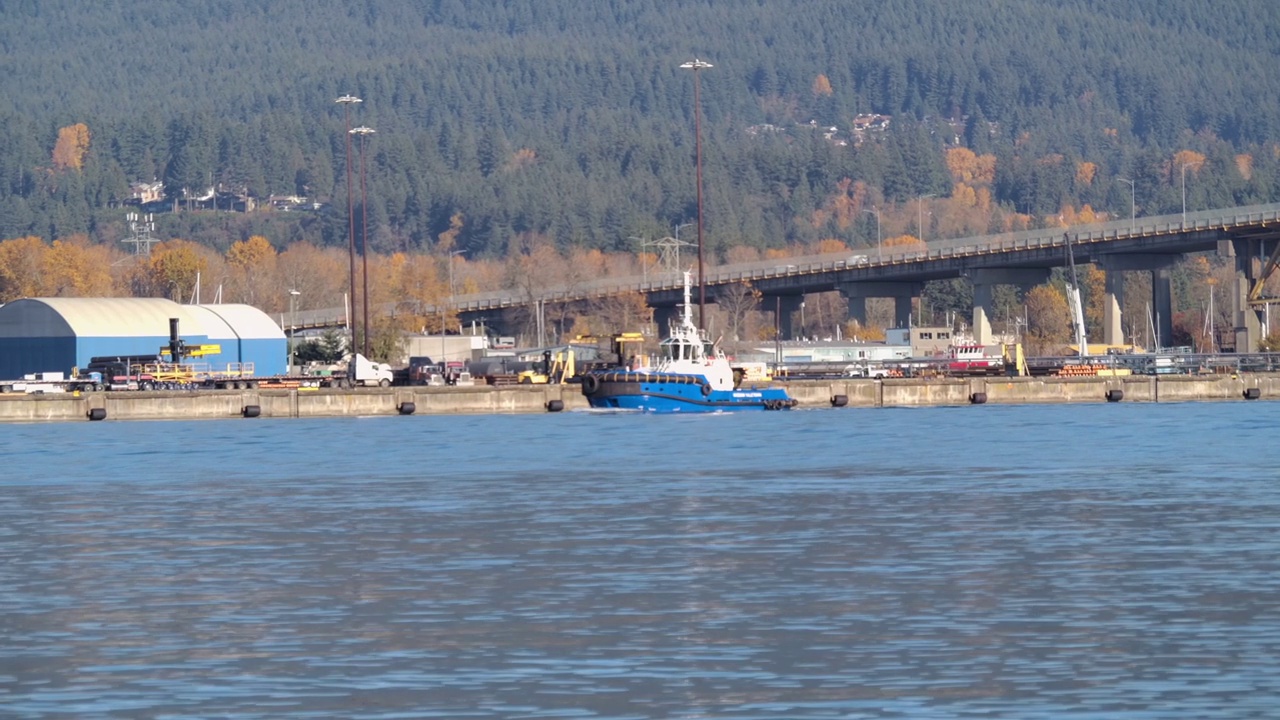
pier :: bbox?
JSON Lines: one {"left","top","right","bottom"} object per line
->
{"left": 1, "top": 374, "right": 1276, "bottom": 422}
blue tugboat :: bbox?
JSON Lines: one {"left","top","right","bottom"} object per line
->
{"left": 580, "top": 273, "right": 797, "bottom": 413}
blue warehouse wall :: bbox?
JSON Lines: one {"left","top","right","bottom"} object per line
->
{"left": 234, "top": 338, "right": 287, "bottom": 376}
{"left": 0, "top": 337, "right": 77, "bottom": 378}
{"left": 74, "top": 335, "right": 213, "bottom": 371}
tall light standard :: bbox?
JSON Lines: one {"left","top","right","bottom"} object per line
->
{"left": 863, "top": 207, "right": 881, "bottom": 260}
{"left": 680, "top": 57, "right": 713, "bottom": 329}
{"left": 917, "top": 194, "right": 935, "bottom": 242}
{"left": 288, "top": 289, "right": 300, "bottom": 370}
{"left": 1180, "top": 163, "right": 1190, "bottom": 226}
{"left": 441, "top": 249, "right": 465, "bottom": 364}
{"left": 351, "top": 125, "right": 375, "bottom": 357}
{"left": 1117, "top": 177, "right": 1135, "bottom": 234}
{"left": 335, "top": 94, "right": 362, "bottom": 355}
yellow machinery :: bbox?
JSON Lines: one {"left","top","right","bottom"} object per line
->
{"left": 518, "top": 350, "right": 576, "bottom": 384}
{"left": 1002, "top": 343, "right": 1029, "bottom": 377}
{"left": 159, "top": 344, "right": 222, "bottom": 358}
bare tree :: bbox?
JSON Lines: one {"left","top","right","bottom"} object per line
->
{"left": 716, "top": 281, "right": 762, "bottom": 341}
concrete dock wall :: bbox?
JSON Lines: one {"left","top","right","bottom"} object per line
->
{"left": 0, "top": 374, "right": 1273, "bottom": 422}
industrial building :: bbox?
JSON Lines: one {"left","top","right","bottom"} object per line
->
{"left": 0, "top": 298, "right": 286, "bottom": 379}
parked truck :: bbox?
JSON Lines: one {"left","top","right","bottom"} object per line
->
{"left": 0, "top": 370, "right": 106, "bottom": 394}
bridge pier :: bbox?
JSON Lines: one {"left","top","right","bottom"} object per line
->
{"left": 1230, "top": 238, "right": 1266, "bottom": 352}
{"left": 761, "top": 295, "right": 805, "bottom": 339}
{"left": 837, "top": 282, "right": 919, "bottom": 332}
{"left": 653, "top": 305, "right": 681, "bottom": 334}
{"left": 1097, "top": 254, "right": 1179, "bottom": 350}
{"left": 969, "top": 269, "right": 1049, "bottom": 345}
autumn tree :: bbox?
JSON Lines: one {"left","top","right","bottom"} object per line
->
{"left": 143, "top": 240, "right": 210, "bottom": 301}
{"left": 882, "top": 234, "right": 927, "bottom": 253}
{"left": 52, "top": 123, "right": 91, "bottom": 172}
{"left": 1024, "top": 284, "right": 1071, "bottom": 355}
{"left": 42, "top": 235, "right": 116, "bottom": 297}
{"left": 225, "top": 235, "right": 278, "bottom": 308}
{"left": 812, "top": 74, "right": 833, "bottom": 97}
{"left": 0, "top": 236, "right": 49, "bottom": 300}
{"left": 277, "top": 242, "right": 348, "bottom": 315}
{"left": 588, "top": 290, "right": 652, "bottom": 337}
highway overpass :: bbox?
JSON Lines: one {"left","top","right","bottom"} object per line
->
{"left": 287, "top": 202, "right": 1280, "bottom": 351}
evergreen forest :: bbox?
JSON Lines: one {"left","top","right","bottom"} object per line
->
{"left": 2, "top": 0, "right": 1280, "bottom": 348}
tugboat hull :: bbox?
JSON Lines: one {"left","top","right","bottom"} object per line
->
{"left": 581, "top": 372, "right": 796, "bottom": 412}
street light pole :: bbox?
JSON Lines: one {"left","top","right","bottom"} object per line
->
{"left": 680, "top": 57, "right": 713, "bottom": 329}
{"left": 1117, "top": 177, "right": 1135, "bottom": 234}
{"left": 863, "top": 208, "right": 881, "bottom": 260}
{"left": 335, "top": 94, "right": 362, "bottom": 356}
{"left": 351, "top": 125, "right": 375, "bottom": 358}
{"left": 917, "top": 194, "right": 935, "bottom": 242}
{"left": 288, "top": 289, "right": 300, "bottom": 371}
{"left": 1180, "top": 163, "right": 1190, "bottom": 226}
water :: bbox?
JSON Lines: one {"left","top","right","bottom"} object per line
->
{"left": 3, "top": 403, "right": 1279, "bottom": 718}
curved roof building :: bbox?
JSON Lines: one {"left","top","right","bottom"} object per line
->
{"left": 0, "top": 298, "right": 286, "bottom": 379}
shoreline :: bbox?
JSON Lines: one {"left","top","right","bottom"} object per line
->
{"left": 0, "top": 374, "right": 1274, "bottom": 423}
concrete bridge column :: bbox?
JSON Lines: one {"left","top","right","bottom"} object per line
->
{"left": 1231, "top": 238, "right": 1265, "bottom": 352}
{"left": 837, "top": 282, "right": 921, "bottom": 332}
{"left": 969, "top": 269, "right": 1049, "bottom": 345}
{"left": 1098, "top": 254, "right": 1179, "bottom": 350}
{"left": 1154, "top": 266, "right": 1175, "bottom": 349}
{"left": 653, "top": 306, "right": 680, "bottom": 333}
{"left": 1103, "top": 269, "right": 1125, "bottom": 346}
{"left": 763, "top": 295, "right": 805, "bottom": 339}
{"left": 845, "top": 295, "right": 868, "bottom": 326}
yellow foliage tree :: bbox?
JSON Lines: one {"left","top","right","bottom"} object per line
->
{"left": 1080, "top": 264, "right": 1106, "bottom": 337}
{"left": 945, "top": 147, "right": 996, "bottom": 185}
{"left": 812, "top": 74, "right": 833, "bottom": 96}
{"left": 278, "top": 242, "right": 348, "bottom": 313}
{"left": 0, "top": 236, "right": 50, "bottom": 300}
{"left": 43, "top": 235, "right": 116, "bottom": 297}
{"left": 1075, "top": 161, "right": 1097, "bottom": 186}
{"left": 437, "top": 212, "right": 464, "bottom": 252}
{"left": 882, "top": 235, "right": 926, "bottom": 252}
{"left": 1236, "top": 154, "right": 1254, "bottom": 180}
{"left": 1024, "top": 284, "right": 1071, "bottom": 355}
{"left": 225, "top": 235, "right": 279, "bottom": 307}
{"left": 146, "top": 241, "right": 209, "bottom": 301}
{"left": 814, "top": 238, "right": 849, "bottom": 254}
{"left": 52, "top": 123, "right": 91, "bottom": 171}
{"left": 1173, "top": 149, "right": 1206, "bottom": 174}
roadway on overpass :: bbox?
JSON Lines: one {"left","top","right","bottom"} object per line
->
{"left": 285, "top": 202, "right": 1280, "bottom": 349}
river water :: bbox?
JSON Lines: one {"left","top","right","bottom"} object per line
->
{"left": 3, "top": 403, "right": 1279, "bottom": 718}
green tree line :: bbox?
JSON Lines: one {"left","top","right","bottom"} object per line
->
{"left": 2, "top": 0, "right": 1279, "bottom": 259}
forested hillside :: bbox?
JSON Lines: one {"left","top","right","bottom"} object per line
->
{"left": 3, "top": 0, "right": 1279, "bottom": 256}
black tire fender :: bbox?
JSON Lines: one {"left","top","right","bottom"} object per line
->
{"left": 582, "top": 374, "right": 601, "bottom": 394}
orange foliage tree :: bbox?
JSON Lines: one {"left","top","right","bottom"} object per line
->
{"left": 143, "top": 241, "right": 211, "bottom": 301}
{"left": 1024, "top": 284, "right": 1071, "bottom": 355}
{"left": 225, "top": 235, "right": 279, "bottom": 308}
{"left": 882, "top": 235, "right": 926, "bottom": 253}
{"left": 52, "top": 123, "right": 91, "bottom": 171}
{"left": 43, "top": 236, "right": 116, "bottom": 297}
{"left": 0, "top": 236, "right": 50, "bottom": 300}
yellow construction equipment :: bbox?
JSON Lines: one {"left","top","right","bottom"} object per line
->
{"left": 518, "top": 350, "right": 576, "bottom": 384}
{"left": 159, "top": 344, "right": 222, "bottom": 358}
